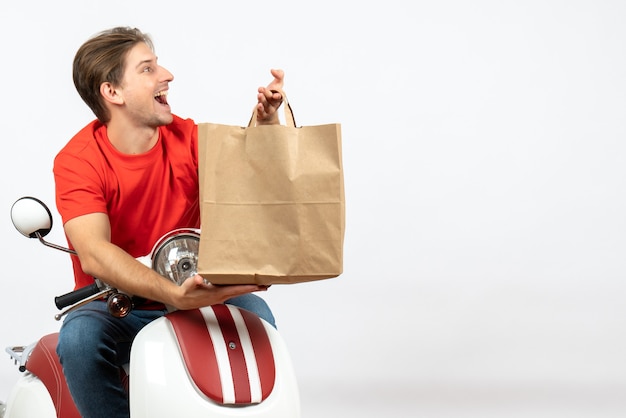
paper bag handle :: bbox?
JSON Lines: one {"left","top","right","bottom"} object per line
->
{"left": 247, "top": 90, "right": 297, "bottom": 128}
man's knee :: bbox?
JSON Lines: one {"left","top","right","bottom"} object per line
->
{"left": 225, "top": 294, "right": 276, "bottom": 328}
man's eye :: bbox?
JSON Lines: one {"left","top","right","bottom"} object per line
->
{"left": 143, "top": 66, "right": 153, "bottom": 72}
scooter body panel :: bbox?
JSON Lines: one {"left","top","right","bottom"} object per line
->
{"left": 129, "top": 306, "right": 300, "bottom": 418}
{"left": 3, "top": 373, "right": 56, "bottom": 418}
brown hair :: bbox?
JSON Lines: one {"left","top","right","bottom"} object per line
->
{"left": 73, "top": 27, "right": 154, "bottom": 123}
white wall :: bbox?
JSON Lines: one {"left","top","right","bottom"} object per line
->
{"left": 1, "top": 1, "right": 625, "bottom": 416}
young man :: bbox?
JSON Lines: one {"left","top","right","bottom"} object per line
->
{"left": 53, "top": 26, "right": 283, "bottom": 418}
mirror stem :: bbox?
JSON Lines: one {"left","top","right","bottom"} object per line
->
{"left": 36, "top": 232, "right": 77, "bottom": 255}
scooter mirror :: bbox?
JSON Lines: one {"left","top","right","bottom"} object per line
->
{"left": 11, "top": 196, "right": 53, "bottom": 238}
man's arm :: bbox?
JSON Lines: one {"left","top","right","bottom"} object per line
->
{"left": 64, "top": 212, "right": 265, "bottom": 310}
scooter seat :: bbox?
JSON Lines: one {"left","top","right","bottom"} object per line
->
{"left": 166, "top": 304, "right": 276, "bottom": 405}
{"left": 26, "top": 333, "right": 81, "bottom": 418}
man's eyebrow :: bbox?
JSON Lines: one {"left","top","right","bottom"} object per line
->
{"left": 134, "top": 57, "right": 157, "bottom": 69}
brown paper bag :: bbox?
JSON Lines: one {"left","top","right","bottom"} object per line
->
{"left": 197, "top": 95, "right": 344, "bottom": 285}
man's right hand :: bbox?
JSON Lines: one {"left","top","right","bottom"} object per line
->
{"left": 172, "top": 275, "right": 268, "bottom": 310}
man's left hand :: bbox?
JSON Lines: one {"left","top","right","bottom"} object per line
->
{"left": 256, "top": 68, "right": 284, "bottom": 125}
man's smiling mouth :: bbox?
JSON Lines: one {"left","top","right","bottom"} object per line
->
{"left": 154, "top": 90, "right": 168, "bottom": 105}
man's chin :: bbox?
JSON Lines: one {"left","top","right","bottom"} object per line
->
{"left": 154, "top": 114, "right": 174, "bottom": 127}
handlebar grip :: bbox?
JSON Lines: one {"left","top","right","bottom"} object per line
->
{"left": 55, "top": 283, "right": 102, "bottom": 310}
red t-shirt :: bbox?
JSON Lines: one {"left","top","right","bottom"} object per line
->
{"left": 53, "top": 115, "right": 200, "bottom": 291}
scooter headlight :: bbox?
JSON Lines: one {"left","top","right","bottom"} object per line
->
{"left": 151, "top": 229, "right": 200, "bottom": 285}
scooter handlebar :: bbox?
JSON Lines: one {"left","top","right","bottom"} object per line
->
{"left": 55, "top": 283, "right": 102, "bottom": 310}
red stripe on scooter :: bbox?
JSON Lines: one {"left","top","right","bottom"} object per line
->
{"left": 212, "top": 304, "right": 252, "bottom": 403}
{"left": 167, "top": 309, "right": 223, "bottom": 403}
{"left": 168, "top": 305, "right": 276, "bottom": 405}
{"left": 239, "top": 308, "right": 276, "bottom": 399}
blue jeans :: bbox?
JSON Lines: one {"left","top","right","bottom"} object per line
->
{"left": 56, "top": 295, "right": 275, "bottom": 418}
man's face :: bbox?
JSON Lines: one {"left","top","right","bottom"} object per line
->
{"left": 117, "top": 42, "right": 174, "bottom": 127}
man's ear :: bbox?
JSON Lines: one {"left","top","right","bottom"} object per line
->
{"left": 100, "top": 82, "right": 124, "bottom": 105}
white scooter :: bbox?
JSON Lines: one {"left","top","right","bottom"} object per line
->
{"left": 0, "top": 196, "right": 300, "bottom": 418}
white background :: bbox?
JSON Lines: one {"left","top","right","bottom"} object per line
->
{"left": 1, "top": 1, "right": 626, "bottom": 417}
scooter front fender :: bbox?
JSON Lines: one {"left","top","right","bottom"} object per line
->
{"left": 129, "top": 305, "right": 300, "bottom": 418}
